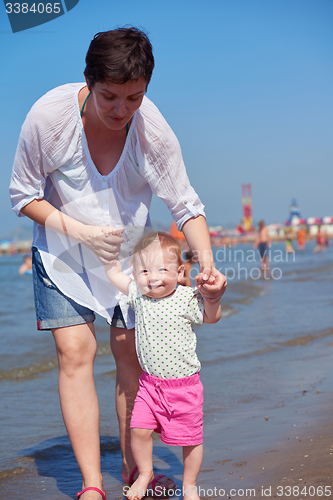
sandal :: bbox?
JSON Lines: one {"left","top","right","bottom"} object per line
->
{"left": 121, "top": 466, "right": 138, "bottom": 486}
{"left": 77, "top": 487, "right": 107, "bottom": 500}
{"left": 122, "top": 466, "right": 175, "bottom": 498}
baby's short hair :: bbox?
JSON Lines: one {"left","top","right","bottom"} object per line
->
{"left": 133, "top": 231, "right": 183, "bottom": 267}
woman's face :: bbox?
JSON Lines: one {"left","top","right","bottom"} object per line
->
{"left": 89, "top": 76, "right": 146, "bottom": 131}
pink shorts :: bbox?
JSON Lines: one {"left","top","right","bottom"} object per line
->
{"left": 130, "top": 371, "right": 203, "bottom": 446}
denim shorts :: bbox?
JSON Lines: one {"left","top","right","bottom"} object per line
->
{"left": 32, "top": 247, "right": 128, "bottom": 331}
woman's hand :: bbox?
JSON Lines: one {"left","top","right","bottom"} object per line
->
{"left": 80, "top": 225, "right": 125, "bottom": 264}
{"left": 195, "top": 266, "right": 227, "bottom": 303}
{"left": 20, "top": 199, "right": 125, "bottom": 264}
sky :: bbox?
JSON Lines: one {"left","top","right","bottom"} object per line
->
{"left": 1, "top": 0, "right": 332, "bottom": 237}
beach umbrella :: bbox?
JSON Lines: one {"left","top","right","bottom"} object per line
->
{"left": 322, "top": 216, "right": 333, "bottom": 224}
{"left": 290, "top": 217, "right": 307, "bottom": 226}
{"left": 307, "top": 217, "right": 322, "bottom": 225}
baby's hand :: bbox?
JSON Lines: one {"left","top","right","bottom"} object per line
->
{"left": 195, "top": 276, "right": 217, "bottom": 298}
{"left": 103, "top": 227, "right": 124, "bottom": 238}
{"left": 195, "top": 268, "right": 227, "bottom": 303}
{"left": 195, "top": 274, "right": 216, "bottom": 286}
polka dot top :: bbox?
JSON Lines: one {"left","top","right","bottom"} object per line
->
{"left": 128, "top": 282, "right": 204, "bottom": 379}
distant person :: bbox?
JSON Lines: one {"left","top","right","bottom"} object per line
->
{"left": 324, "top": 232, "right": 330, "bottom": 248}
{"left": 285, "top": 237, "right": 294, "bottom": 254}
{"left": 18, "top": 255, "right": 32, "bottom": 275}
{"left": 314, "top": 226, "right": 326, "bottom": 253}
{"left": 297, "top": 228, "right": 306, "bottom": 250}
{"left": 253, "top": 220, "right": 271, "bottom": 269}
{"left": 178, "top": 250, "right": 198, "bottom": 287}
{"left": 103, "top": 231, "right": 223, "bottom": 500}
{"left": 9, "top": 27, "right": 227, "bottom": 500}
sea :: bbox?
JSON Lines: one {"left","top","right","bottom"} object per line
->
{"left": 1, "top": 241, "right": 333, "bottom": 499}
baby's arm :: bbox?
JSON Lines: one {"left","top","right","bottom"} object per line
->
{"left": 196, "top": 278, "right": 222, "bottom": 324}
{"left": 102, "top": 228, "right": 131, "bottom": 296}
{"left": 104, "top": 259, "right": 131, "bottom": 296}
{"left": 202, "top": 295, "right": 221, "bottom": 323}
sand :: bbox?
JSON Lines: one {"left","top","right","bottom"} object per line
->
{"left": 196, "top": 387, "right": 333, "bottom": 500}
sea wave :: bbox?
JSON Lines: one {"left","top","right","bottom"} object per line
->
{"left": 284, "top": 264, "right": 333, "bottom": 277}
{"left": 201, "top": 327, "right": 333, "bottom": 365}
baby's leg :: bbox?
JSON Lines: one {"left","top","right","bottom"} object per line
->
{"left": 126, "top": 428, "right": 154, "bottom": 500}
{"left": 182, "top": 444, "right": 203, "bottom": 500}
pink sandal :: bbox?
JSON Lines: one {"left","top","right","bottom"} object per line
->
{"left": 121, "top": 465, "right": 138, "bottom": 486}
{"left": 77, "top": 487, "right": 107, "bottom": 500}
{"left": 122, "top": 466, "right": 175, "bottom": 498}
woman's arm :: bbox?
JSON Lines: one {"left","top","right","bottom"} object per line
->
{"left": 182, "top": 215, "right": 214, "bottom": 278}
{"left": 21, "top": 198, "right": 124, "bottom": 264}
{"left": 182, "top": 215, "right": 227, "bottom": 301}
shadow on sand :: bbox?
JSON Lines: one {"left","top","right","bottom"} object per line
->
{"left": 21, "top": 434, "right": 182, "bottom": 499}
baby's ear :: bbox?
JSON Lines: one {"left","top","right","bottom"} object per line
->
{"left": 177, "top": 265, "right": 185, "bottom": 283}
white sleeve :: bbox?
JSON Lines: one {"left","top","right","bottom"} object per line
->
{"left": 9, "top": 84, "right": 82, "bottom": 217}
{"left": 135, "top": 98, "right": 205, "bottom": 230}
{"left": 9, "top": 109, "right": 46, "bottom": 217}
{"left": 185, "top": 287, "right": 204, "bottom": 324}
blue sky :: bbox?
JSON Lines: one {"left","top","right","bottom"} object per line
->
{"left": 1, "top": 0, "right": 332, "bottom": 236}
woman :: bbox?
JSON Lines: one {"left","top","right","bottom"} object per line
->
{"left": 10, "top": 27, "right": 226, "bottom": 500}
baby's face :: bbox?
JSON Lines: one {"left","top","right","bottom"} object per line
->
{"left": 133, "top": 241, "right": 184, "bottom": 299}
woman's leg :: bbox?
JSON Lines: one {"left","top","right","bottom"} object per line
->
{"left": 110, "top": 326, "right": 142, "bottom": 478}
{"left": 182, "top": 444, "right": 203, "bottom": 500}
{"left": 126, "top": 428, "right": 154, "bottom": 500}
{"left": 53, "top": 322, "right": 104, "bottom": 499}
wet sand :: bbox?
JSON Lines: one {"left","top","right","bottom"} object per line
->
{"left": 197, "top": 365, "right": 333, "bottom": 500}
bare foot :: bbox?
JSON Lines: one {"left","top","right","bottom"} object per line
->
{"left": 126, "top": 473, "right": 154, "bottom": 500}
{"left": 122, "top": 469, "right": 176, "bottom": 492}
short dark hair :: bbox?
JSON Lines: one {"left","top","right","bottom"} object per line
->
{"left": 84, "top": 27, "right": 154, "bottom": 90}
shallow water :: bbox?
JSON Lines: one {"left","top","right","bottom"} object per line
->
{"left": 1, "top": 242, "right": 333, "bottom": 499}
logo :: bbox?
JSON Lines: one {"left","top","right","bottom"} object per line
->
{"left": 3, "top": 0, "right": 80, "bottom": 33}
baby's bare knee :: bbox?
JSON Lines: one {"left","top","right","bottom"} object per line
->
{"left": 131, "top": 428, "right": 153, "bottom": 441}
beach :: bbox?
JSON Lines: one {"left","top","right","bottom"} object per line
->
{"left": 1, "top": 242, "right": 333, "bottom": 499}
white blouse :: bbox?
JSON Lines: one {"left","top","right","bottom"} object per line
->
{"left": 10, "top": 83, "right": 205, "bottom": 326}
